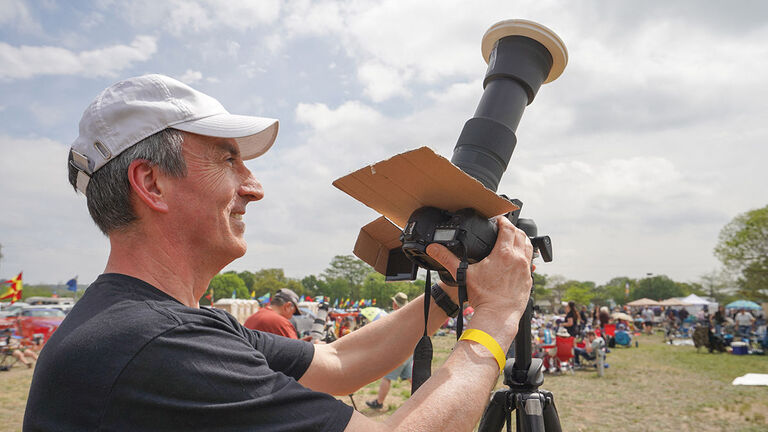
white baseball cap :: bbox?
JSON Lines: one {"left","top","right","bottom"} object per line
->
{"left": 69, "top": 74, "right": 279, "bottom": 194}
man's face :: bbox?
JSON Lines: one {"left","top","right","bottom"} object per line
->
{"left": 165, "top": 133, "right": 264, "bottom": 263}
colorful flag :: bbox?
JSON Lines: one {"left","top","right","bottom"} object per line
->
{"left": 333, "top": 298, "right": 339, "bottom": 307}
{"left": 257, "top": 293, "right": 271, "bottom": 304}
{"left": 1, "top": 272, "right": 23, "bottom": 304}
{"left": 372, "top": 298, "right": 376, "bottom": 306}
{"left": 250, "top": 290, "right": 256, "bottom": 299}
{"left": 625, "top": 281, "right": 630, "bottom": 298}
{"left": 66, "top": 277, "right": 78, "bottom": 292}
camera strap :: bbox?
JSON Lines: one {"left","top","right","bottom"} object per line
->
{"left": 455, "top": 252, "right": 469, "bottom": 340}
{"left": 411, "top": 251, "right": 470, "bottom": 394}
{"left": 411, "top": 270, "right": 433, "bottom": 394}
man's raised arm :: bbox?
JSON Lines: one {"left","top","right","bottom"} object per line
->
{"left": 300, "top": 216, "right": 533, "bottom": 431}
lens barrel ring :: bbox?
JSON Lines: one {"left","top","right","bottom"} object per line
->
{"left": 481, "top": 19, "right": 568, "bottom": 84}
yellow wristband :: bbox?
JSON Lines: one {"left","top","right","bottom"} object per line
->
{"left": 459, "top": 329, "right": 506, "bottom": 373}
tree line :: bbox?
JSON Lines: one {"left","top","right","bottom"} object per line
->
{"left": 201, "top": 255, "right": 425, "bottom": 307}
{"left": 203, "top": 203, "right": 768, "bottom": 309}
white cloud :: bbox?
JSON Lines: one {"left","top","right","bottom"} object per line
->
{"left": 357, "top": 61, "right": 410, "bottom": 102}
{"left": 0, "top": 0, "right": 41, "bottom": 33}
{"left": 113, "top": 0, "right": 281, "bottom": 36}
{"left": 178, "top": 69, "right": 203, "bottom": 84}
{"left": 0, "top": 36, "right": 157, "bottom": 80}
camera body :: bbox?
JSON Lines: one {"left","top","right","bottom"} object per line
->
{"left": 399, "top": 204, "right": 553, "bottom": 285}
{"left": 401, "top": 207, "right": 498, "bottom": 284}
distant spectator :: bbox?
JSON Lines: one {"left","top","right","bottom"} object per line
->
{"left": 734, "top": 309, "right": 755, "bottom": 337}
{"left": 563, "top": 301, "right": 580, "bottom": 337}
{"left": 579, "top": 306, "right": 588, "bottom": 332}
{"left": 598, "top": 306, "right": 611, "bottom": 330}
{"left": 574, "top": 330, "right": 604, "bottom": 367}
{"left": 712, "top": 306, "right": 726, "bottom": 335}
{"left": 1, "top": 331, "right": 38, "bottom": 368}
{"left": 244, "top": 288, "right": 302, "bottom": 339}
{"left": 642, "top": 307, "right": 655, "bottom": 335}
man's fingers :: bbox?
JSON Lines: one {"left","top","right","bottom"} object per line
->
{"left": 426, "top": 243, "right": 460, "bottom": 279}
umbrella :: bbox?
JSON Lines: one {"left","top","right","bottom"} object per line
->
{"left": 360, "top": 307, "right": 388, "bottom": 322}
{"left": 725, "top": 300, "right": 762, "bottom": 310}
{"left": 611, "top": 312, "right": 633, "bottom": 321}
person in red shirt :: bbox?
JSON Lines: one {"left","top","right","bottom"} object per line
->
{"left": 244, "top": 288, "right": 302, "bottom": 339}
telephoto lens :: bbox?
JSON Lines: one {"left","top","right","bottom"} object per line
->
{"left": 451, "top": 20, "right": 567, "bottom": 192}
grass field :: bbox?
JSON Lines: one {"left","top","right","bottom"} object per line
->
{"left": 346, "top": 333, "right": 768, "bottom": 431}
{"left": 3, "top": 333, "right": 767, "bottom": 431}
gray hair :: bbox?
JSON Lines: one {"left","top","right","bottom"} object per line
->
{"left": 68, "top": 128, "right": 187, "bottom": 235}
{"left": 270, "top": 296, "right": 287, "bottom": 307}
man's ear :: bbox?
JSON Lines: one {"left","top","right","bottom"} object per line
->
{"left": 127, "top": 159, "right": 170, "bottom": 213}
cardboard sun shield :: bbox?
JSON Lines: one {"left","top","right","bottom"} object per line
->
{"left": 334, "top": 146, "right": 519, "bottom": 274}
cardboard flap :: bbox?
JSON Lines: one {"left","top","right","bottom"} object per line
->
{"left": 333, "top": 146, "right": 519, "bottom": 228}
{"left": 353, "top": 217, "right": 403, "bottom": 274}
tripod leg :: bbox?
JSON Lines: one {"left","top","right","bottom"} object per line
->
{"left": 542, "top": 391, "right": 563, "bottom": 432}
{"left": 516, "top": 393, "right": 546, "bottom": 432}
{"left": 478, "top": 390, "right": 513, "bottom": 432}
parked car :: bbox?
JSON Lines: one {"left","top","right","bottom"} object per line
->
{"left": 0, "top": 307, "right": 65, "bottom": 343}
{"left": 0, "top": 302, "right": 30, "bottom": 318}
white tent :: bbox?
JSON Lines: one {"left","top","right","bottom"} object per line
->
{"left": 680, "top": 294, "right": 718, "bottom": 313}
{"left": 681, "top": 294, "right": 709, "bottom": 305}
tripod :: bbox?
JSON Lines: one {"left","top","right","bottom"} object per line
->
{"left": 478, "top": 295, "right": 562, "bottom": 432}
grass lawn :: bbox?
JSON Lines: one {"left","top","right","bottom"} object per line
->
{"left": 347, "top": 333, "right": 768, "bottom": 431}
{"left": 3, "top": 333, "right": 766, "bottom": 431}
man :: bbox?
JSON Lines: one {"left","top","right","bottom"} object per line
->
{"left": 642, "top": 307, "right": 655, "bottom": 335}
{"left": 24, "top": 74, "right": 534, "bottom": 431}
{"left": 574, "top": 330, "right": 605, "bottom": 367}
{"left": 244, "top": 288, "right": 302, "bottom": 339}
{"left": 366, "top": 292, "right": 412, "bottom": 410}
{"left": 734, "top": 308, "right": 755, "bottom": 337}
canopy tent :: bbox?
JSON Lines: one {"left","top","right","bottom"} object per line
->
{"left": 659, "top": 298, "right": 691, "bottom": 307}
{"left": 680, "top": 294, "right": 709, "bottom": 305}
{"left": 725, "top": 300, "right": 761, "bottom": 310}
{"left": 627, "top": 298, "right": 660, "bottom": 307}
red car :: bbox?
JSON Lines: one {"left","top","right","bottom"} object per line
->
{"left": 0, "top": 307, "right": 65, "bottom": 343}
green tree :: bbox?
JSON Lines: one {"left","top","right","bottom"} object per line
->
{"left": 699, "top": 270, "right": 733, "bottom": 304}
{"left": 250, "top": 268, "right": 304, "bottom": 298}
{"left": 321, "top": 255, "right": 373, "bottom": 299}
{"left": 237, "top": 271, "right": 256, "bottom": 291}
{"left": 715, "top": 205, "right": 768, "bottom": 301}
{"left": 632, "top": 275, "right": 683, "bottom": 301}
{"left": 301, "top": 275, "right": 325, "bottom": 297}
{"left": 560, "top": 280, "right": 596, "bottom": 306}
{"left": 592, "top": 277, "right": 629, "bottom": 306}
{"left": 359, "top": 273, "right": 425, "bottom": 309}
{"left": 208, "top": 273, "right": 248, "bottom": 301}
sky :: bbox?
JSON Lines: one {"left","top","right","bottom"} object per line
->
{"left": 1, "top": 0, "right": 767, "bottom": 287}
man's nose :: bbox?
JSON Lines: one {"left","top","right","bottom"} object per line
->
{"left": 239, "top": 168, "right": 264, "bottom": 202}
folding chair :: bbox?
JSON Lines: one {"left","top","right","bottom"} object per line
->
{"left": 555, "top": 336, "right": 575, "bottom": 374}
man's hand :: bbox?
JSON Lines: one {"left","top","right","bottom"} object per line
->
{"left": 425, "top": 216, "right": 533, "bottom": 340}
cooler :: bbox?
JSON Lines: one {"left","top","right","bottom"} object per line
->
{"left": 731, "top": 341, "right": 748, "bottom": 355}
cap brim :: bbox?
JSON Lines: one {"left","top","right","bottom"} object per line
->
{"left": 292, "top": 301, "right": 302, "bottom": 315}
{"left": 173, "top": 113, "right": 279, "bottom": 160}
